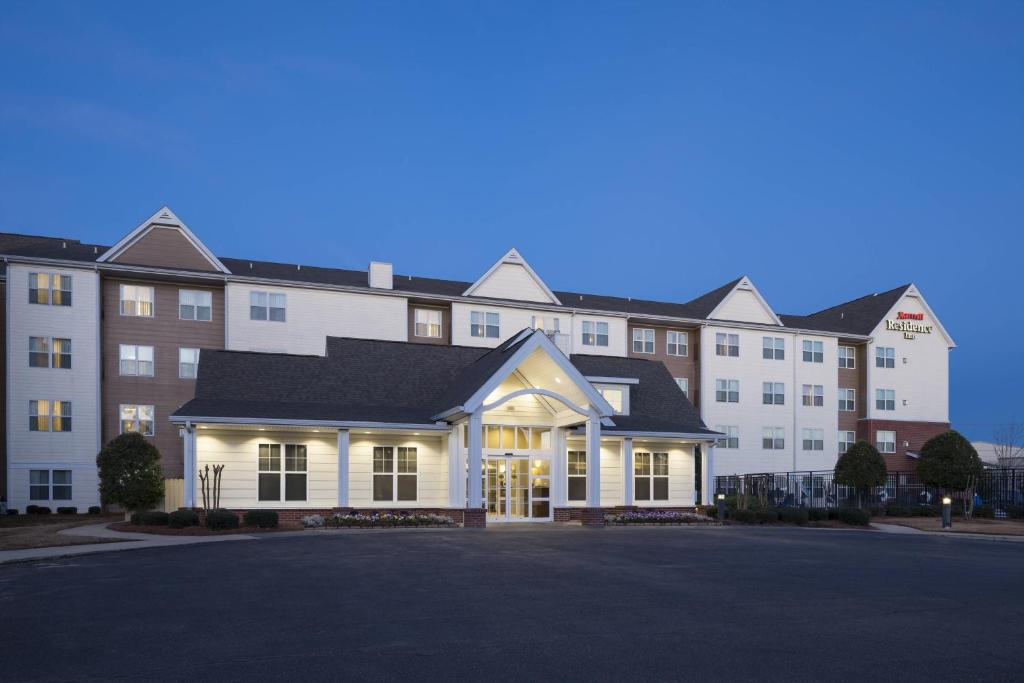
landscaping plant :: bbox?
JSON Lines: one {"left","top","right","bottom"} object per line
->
{"left": 916, "top": 430, "right": 983, "bottom": 518}
{"left": 833, "top": 440, "right": 887, "bottom": 509}
{"left": 206, "top": 509, "right": 239, "bottom": 530}
{"left": 96, "top": 432, "right": 164, "bottom": 514}
{"left": 243, "top": 510, "right": 279, "bottom": 529}
{"left": 168, "top": 510, "right": 200, "bottom": 528}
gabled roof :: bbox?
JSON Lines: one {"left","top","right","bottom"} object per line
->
{"left": 97, "top": 207, "right": 231, "bottom": 274}
{"left": 779, "top": 284, "right": 912, "bottom": 336}
{"left": 463, "top": 248, "right": 561, "bottom": 305}
{"left": 705, "top": 275, "right": 783, "bottom": 326}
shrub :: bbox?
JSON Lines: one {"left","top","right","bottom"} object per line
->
{"left": 56, "top": 506, "right": 77, "bottom": 515}
{"left": 168, "top": 510, "right": 200, "bottom": 528}
{"left": 26, "top": 505, "right": 39, "bottom": 514}
{"left": 911, "top": 505, "right": 939, "bottom": 517}
{"left": 885, "top": 504, "right": 911, "bottom": 517}
{"left": 754, "top": 510, "right": 778, "bottom": 524}
{"left": 130, "top": 512, "right": 142, "bottom": 525}
{"left": 243, "top": 510, "right": 279, "bottom": 529}
{"left": 836, "top": 508, "right": 870, "bottom": 526}
{"left": 973, "top": 504, "right": 995, "bottom": 519}
{"left": 96, "top": 432, "right": 164, "bottom": 513}
{"left": 776, "top": 508, "right": 809, "bottom": 525}
{"left": 30, "top": 505, "right": 52, "bottom": 515}
{"left": 808, "top": 508, "right": 828, "bottom": 521}
{"left": 730, "top": 509, "right": 757, "bottom": 523}
{"left": 139, "top": 511, "right": 169, "bottom": 526}
{"left": 834, "top": 441, "right": 887, "bottom": 508}
{"left": 7, "top": 509, "right": 19, "bottom": 516}
{"left": 303, "top": 514, "right": 325, "bottom": 528}
{"left": 206, "top": 509, "right": 239, "bottom": 530}
{"left": 1006, "top": 505, "right": 1024, "bottom": 519}
{"left": 88, "top": 506, "right": 101, "bottom": 515}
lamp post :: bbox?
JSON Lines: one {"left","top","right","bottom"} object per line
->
{"left": 941, "top": 496, "right": 952, "bottom": 529}
{"left": 716, "top": 493, "right": 726, "bottom": 522}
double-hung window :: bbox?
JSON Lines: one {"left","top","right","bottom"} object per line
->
{"left": 763, "top": 382, "right": 785, "bottom": 405}
{"left": 29, "top": 272, "right": 72, "bottom": 306}
{"left": 29, "top": 337, "right": 71, "bottom": 369}
{"left": 373, "top": 446, "right": 417, "bottom": 501}
{"left": 838, "top": 346, "right": 856, "bottom": 369}
{"left": 876, "top": 389, "right": 895, "bottom": 411}
{"left": 762, "top": 337, "right": 784, "bottom": 360}
{"left": 567, "top": 451, "right": 587, "bottom": 501}
{"left": 801, "top": 384, "right": 824, "bottom": 407}
{"left": 179, "top": 348, "right": 200, "bottom": 379}
{"left": 119, "top": 285, "right": 154, "bottom": 317}
{"left": 29, "top": 469, "right": 71, "bottom": 501}
{"left": 715, "top": 379, "right": 739, "bottom": 403}
{"left": 634, "top": 452, "right": 669, "bottom": 501}
{"left": 598, "top": 387, "right": 625, "bottom": 414}
{"left": 839, "top": 388, "right": 855, "bottom": 411}
{"left": 414, "top": 308, "right": 443, "bottom": 338}
{"left": 876, "top": 430, "right": 896, "bottom": 454}
{"left": 716, "top": 333, "right": 739, "bottom": 357}
{"left": 632, "top": 328, "right": 654, "bottom": 354}
{"left": 470, "top": 311, "right": 499, "bottom": 338}
{"left": 179, "top": 289, "right": 212, "bottom": 321}
{"left": 119, "top": 344, "right": 154, "bottom": 377}
{"left": 258, "top": 444, "right": 307, "bottom": 502}
{"left": 876, "top": 347, "right": 895, "bottom": 368}
{"left": 839, "top": 431, "right": 856, "bottom": 454}
{"left": 674, "top": 378, "right": 689, "bottom": 397}
{"left": 120, "top": 404, "right": 154, "bottom": 436}
{"left": 29, "top": 400, "right": 72, "bottom": 432}
{"left": 583, "top": 321, "right": 609, "bottom": 347}
{"left": 762, "top": 427, "right": 785, "bottom": 450}
{"left": 715, "top": 426, "right": 739, "bottom": 449}
{"left": 802, "top": 428, "right": 824, "bottom": 451}
{"left": 802, "top": 340, "right": 823, "bottom": 363}
{"left": 250, "top": 291, "right": 286, "bottom": 322}
{"left": 666, "top": 330, "right": 688, "bottom": 356}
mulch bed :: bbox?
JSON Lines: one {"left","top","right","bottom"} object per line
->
{"left": 109, "top": 522, "right": 302, "bottom": 536}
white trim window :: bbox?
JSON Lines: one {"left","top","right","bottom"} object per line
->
{"left": 634, "top": 452, "right": 669, "bottom": 501}
{"left": 119, "top": 284, "right": 154, "bottom": 317}
{"left": 716, "top": 333, "right": 739, "bottom": 357}
{"left": 667, "top": 330, "right": 688, "bottom": 357}
{"left": 119, "top": 344, "right": 154, "bottom": 377}
{"left": 839, "top": 431, "right": 856, "bottom": 454}
{"left": 30, "top": 337, "right": 71, "bottom": 369}
{"left": 373, "top": 446, "right": 417, "bottom": 501}
{"left": 29, "top": 400, "right": 72, "bottom": 432}
{"left": 258, "top": 443, "right": 307, "bottom": 502}
{"left": 250, "top": 291, "right": 286, "bottom": 322}
{"left": 802, "top": 340, "right": 823, "bottom": 363}
{"left": 802, "top": 428, "right": 824, "bottom": 451}
{"left": 567, "top": 451, "right": 587, "bottom": 501}
{"left": 715, "top": 425, "right": 739, "bottom": 449}
{"left": 715, "top": 379, "right": 739, "bottom": 403}
{"left": 598, "top": 387, "right": 625, "bottom": 415}
{"left": 876, "top": 389, "right": 895, "bottom": 411}
{"left": 414, "top": 308, "right": 443, "bottom": 338}
{"left": 762, "top": 427, "right": 785, "bottom": 450}
{"left": 29, "top": 272, "right": 72, "bottom": 306}
{"left": 839, "top": 388, "right": 855, "bottom": 412}
{"left": 29, "top": 469, "right": 72, "bottom": 501}
{"left": 120, "top": 404, "right": 155, "bottom": 436}
{"left": 801, "top": 384, "right": 824, "bottom": 407}
{"left": 763, "top": 382, "right": 785, "bottom": 405}
{"left": 674, "top": 377, "right": 689, "bottom": 397}
{"left": 876, "top": 346, "right": 895, "bottom": 368}
{"left": 632, "top": 328, "right": 654, "bottom": 354}
{"left": 530, "top": 316, "right": 561, "bottom": 334}
{"left": 470, "top": 311, "right": 499, "bottom": 338}
{"left": 179, "top": 289, "right": 213, "bottom": 321}
{"left": 582, "top": 321, "right": 609, "bottom": 347}
{"left": 179, "top": 348, "right": 200, "bottom": 379}
{"left": 838, "top": 345, "right": 856, "bottom": 369}
{"left": 762, "top": 336, "right": 784, "bottom": 360}
{"left": 877, "top": 430, "right": 896, "bottom": 454}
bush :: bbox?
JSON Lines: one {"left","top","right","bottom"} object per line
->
{"left": 834, "top": 441, "right": 887, "bottom": 505}
{"left": 885, "top": 504, "right": 912, "bottom": 517}
{"left": 808, "top": 508, "right": 828, "bottom": 522}
{"left": 56, "top": 506, "right": 77, "bottom": 515}
{"left": 973, "top": 504, "right": 995, "bottom": 519}
{"left": 754, "top": 509, "right": 778, "bottom": 524}
{"left": 911, "top": 505, "right": 939, "bottom": 517}
{"left": 1006, "top": 506, "right": 1024, "bottom": 519}
{"left": 88, "top": 506, "right": 101, "bottom": 515}
{"left": 243, "top": 510, "right": 279, "bottom": 529}
{"left": 130, "top": 512, "right": 142, "bottom": 525}
{"left": 26, "top": 505, "right": 39, "bottom": 514}
{"left": 29, "top": 505, "right": 52, "bottom": 515}
{"left": 7, "top": 509, "right": 19, "bottom": 516}
{"left": 168, "top": 510, "right": 200, "bottom": 529}
{"left": 775, "top": 508, "right": 809, "bottom": 525}
{"left": 730, "top": 509, "right": 757, "bottom": 523}
{"left": 96, "top": 432, "right": 164, "bottom": 513}
{"left": 206, "top": 509, "right": 239, "bottom": 530}
{"left": 836, "top": 508, "right": 870, "bottom": 526}
{"left": 139, "top": 511, "right": 169, "bottom": 526}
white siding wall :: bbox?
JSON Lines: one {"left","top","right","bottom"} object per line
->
{"left": 564, "top": 438, "right": 695, "bottom": 508}
{"left": 469, "top": 263, "right": 555, "bottom": 303}
{"left": 450, "top": 302, "right": 626, "bottom": 356}
{"left": 349, "top": 434, "right": 448, "bottom": 508}
{"left": 6, "top": 263, "right": 102, "bottom": 511}
{"left": 570, "top": 314, "right": 627, "bottom": 357}
{"left": 710, "top": 288, "right": 776, "bottom": 325}
{"left": 793, "top": 333, "right": 839, "bottom": 471}
{"left": 225, "top": 282, "right": 407, "bottom": 355}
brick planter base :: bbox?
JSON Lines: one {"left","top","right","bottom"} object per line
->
{"left": 580, "top": 508, "right": 606, "bottom": 527}
{"left": 463, "top": 508, "right": 486, "bottom": 528}
{"left": 185, "top": 507, "right": 466, "bottom": 525}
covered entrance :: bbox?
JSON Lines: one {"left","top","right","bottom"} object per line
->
{"left": 485, "top": 455, "right": 552, "bottom": 522}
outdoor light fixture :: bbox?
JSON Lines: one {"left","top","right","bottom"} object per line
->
{"left": 716, "top": 493, "right": 726, "bottom": 522}
{"left": 941, "top": 496, "right": 952, "bottom": 529}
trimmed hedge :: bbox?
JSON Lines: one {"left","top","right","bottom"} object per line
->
{"left": 836, "top": 508, "right": 871, "bottom": 526}
{"left": 139, "top": 511, "right": 169, "bottom": 526}
{"left": 56, "top": 506, "right": 78, "bottom": 515}
{"left": 972, "top": 505, "right": 995, "bottom": 519}
{"left": 1006, "top": 506, "right": 1024, "bottom": 519}
{"left": 26, "top": 505, "right": 51, "bottom": 515}
{"left": 754, "top": 510, "right": 778, "bottom": 524}
{"left": 6, "top": 509, "right": 19, "bottom": 516}
{"left": 776, "top": 508, "right": 809, "bottom": 525}
{"left": 206, "top": 509, "right": 239, "bottom": 530}
{"left": 130, "top": 512, "right": 142, "bottom": 525}
{"left": 243, "top": 510, "right": 279, "bottom": 529}
{"left": 168, "top": 510, "right": 200, "bottom": 529}
{"left": 808, "top": 508, "right": 828, "bottom": 522}
{"left": 730, "top": 509, "right": 757, "bottom": 523}
{"left": 88, "top": 506, "right": 102, "bottom": 515}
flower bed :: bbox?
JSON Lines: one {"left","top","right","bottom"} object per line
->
{"left": 604, "top": 511, "right": 716, "bottom": 525}
{"left": 303, "top": 512, "right": 457, "bottom": 529}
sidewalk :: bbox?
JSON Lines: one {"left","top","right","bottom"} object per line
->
{"left": 873, "top": 522, "right": 1024, "bottom": 542}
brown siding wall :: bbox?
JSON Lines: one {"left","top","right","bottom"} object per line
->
{"left": 857, "top": 419, "right": 950, "bottom": 472}
{"left": 101, "top": 278, "right": 224, "bottom": 478}
{"left": 627, "top": 324, "right": 700, "bottom": 408}
{"left": 837, "top": 343, "right": 866, "bottom": 433}
{"left": 407, "top": 302, "right": 451, "bottom": 345}
{"left": 111, "top": 227, "right": 220, "bottom": 272}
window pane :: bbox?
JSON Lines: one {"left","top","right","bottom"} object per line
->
{"left": 286, "top": 445, "right": 307, "bottom": 472}
{"left": 653, "top": 477, "right": 669, "bottom": 500}
{"left": 284, "top": 473, "right": 306, "bottom": 501}
{"left": 397, "top": 475, "right": 417, "bottom": 501}
{"left": 653, "top": 453, "right": 669, "bottom": 476}
{"left": 568, "top": 477, "right": 586, "bottom": 501}
{"left": 373, "top": 474, "right": 394, "bottom": 501}
{"left": 397, "top": 447, "right": 416, "bottom": 473}
{"left": 258, "top": 473, "right": 281, "bottom": 501}
{"left": 373, "top": 446, "right": 392, "bottom": 473}
{"left": 635, "top": 478, "right": 651, "bottom": 501}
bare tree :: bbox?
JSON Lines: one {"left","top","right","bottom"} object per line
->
{"left": 993, "top": 421, "right": 1024, "bottom": 468}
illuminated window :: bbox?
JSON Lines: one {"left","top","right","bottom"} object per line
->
{"left": 414, "top": 308, "right": 443, "bottom": 338}
{"left": 120, "top": 284, "right": 154, "bottom": 317}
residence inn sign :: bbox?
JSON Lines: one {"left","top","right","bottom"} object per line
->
{"left": 886, "top": 311, "right": 934, "bottom": 339}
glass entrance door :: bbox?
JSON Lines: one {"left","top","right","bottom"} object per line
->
{"left": 485, "top": 456, "right": 551, "bottom": 522}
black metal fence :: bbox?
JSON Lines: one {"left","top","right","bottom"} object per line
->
{"left": 714, "top": 469, "right": 1024, "bottom": 511}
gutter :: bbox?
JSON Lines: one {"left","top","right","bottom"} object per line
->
{"left": 167, "top": 415, "right": 451, "bottom": 431}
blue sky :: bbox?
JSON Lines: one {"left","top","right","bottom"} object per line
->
{"left": 1, "top": 1, "right": 1021, "bottom": 439}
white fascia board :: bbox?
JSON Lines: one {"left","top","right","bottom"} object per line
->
{"left": 462, "top": 248, "right": 561, "bottom": 305}
{"left": 706, "top": 275, "right": 783, "bottom": 327}
{"left": 584, "top": 376, "right": 640, "bottom": 385}
{"left": 566, "top": 429, "right": 723, "bottom": 441}
{"left": 167, "top": 415, "right": 451, "bottom": 431}
{"left": 872, "top": 284, "right": 956, "bottom": 348}
{"left": 97, "top": 206, "right": 231, "bottom": 274}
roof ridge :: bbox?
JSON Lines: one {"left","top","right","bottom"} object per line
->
{"left": 806, "top": 283, "right": 912, "bottom": 317}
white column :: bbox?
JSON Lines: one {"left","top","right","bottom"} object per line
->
{"left": 622, "top": 437, "right": 634, "bottom": 507}
{"left": 467, "top": 412, "right": 483, "bottom": 508}
{"left": 183, "top": 425, "right": 196, "bottom": 508}
{"left": 447, "top": 424, "right": 467, "bottom": 507}
{"left": 337, "top": 429, "right": 350, "bottom": 507}
{"left": 552, "top": 426, "right": 566, "bottom": 506}
{"left": 703, "top": 443, "right": 714, "bottom": 505}
{"left": 586, "top": 414, "right": 601, "bottom": 507}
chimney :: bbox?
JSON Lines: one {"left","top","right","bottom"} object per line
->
{"left": 369, "top": 261, "right": 393, "bottom": 289}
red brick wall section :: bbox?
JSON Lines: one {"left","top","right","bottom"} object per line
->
{"left": 858, "top": 419, "right": 950, "bottom": 472}
{"left": 580, "top": 508, "right": 606, "bottom": 527}
{"left": 462, "top": 508, "right": 486, "bottom": 528}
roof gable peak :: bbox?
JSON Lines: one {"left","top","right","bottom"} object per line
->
{"left": 463, "top": 248, "right": 561, "bottom": 305}
{"left": 707, "top": 275, "right": 782, "bottom": 326}
{"left": 97, "top": 206, "right": 231, "bottom": 274}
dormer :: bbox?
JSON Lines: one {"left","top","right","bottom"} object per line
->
{"left": 98, "top": 206, "right": 230, "bottom": 274}
{"left": 706, "top": 276, "right": 781, "bottom": 326}
{"left": 463, "top": 248, "right": 560, "bottom": 305}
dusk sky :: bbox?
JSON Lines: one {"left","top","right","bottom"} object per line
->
{"left": 1, "top": 1, "right": 1020, "bottom": 440}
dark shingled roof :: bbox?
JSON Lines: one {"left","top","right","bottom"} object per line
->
{"left": 778, "top": 284, "right": 911, "bottom": 336}
{"left": 173, "top": 333, "right": 714, "bottom": 435}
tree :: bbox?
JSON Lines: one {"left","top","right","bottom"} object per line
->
{"left": 834, "top": 441, "right": 887, "bottom": 509}
{"left": 96, "top": 432, "right": 164, "bottom": 512}
{"left": 916, "top": 430, "right": 983, "bottom": 518}
{"left": 992, "top": 420, "right": 1024, "bottom": 468}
